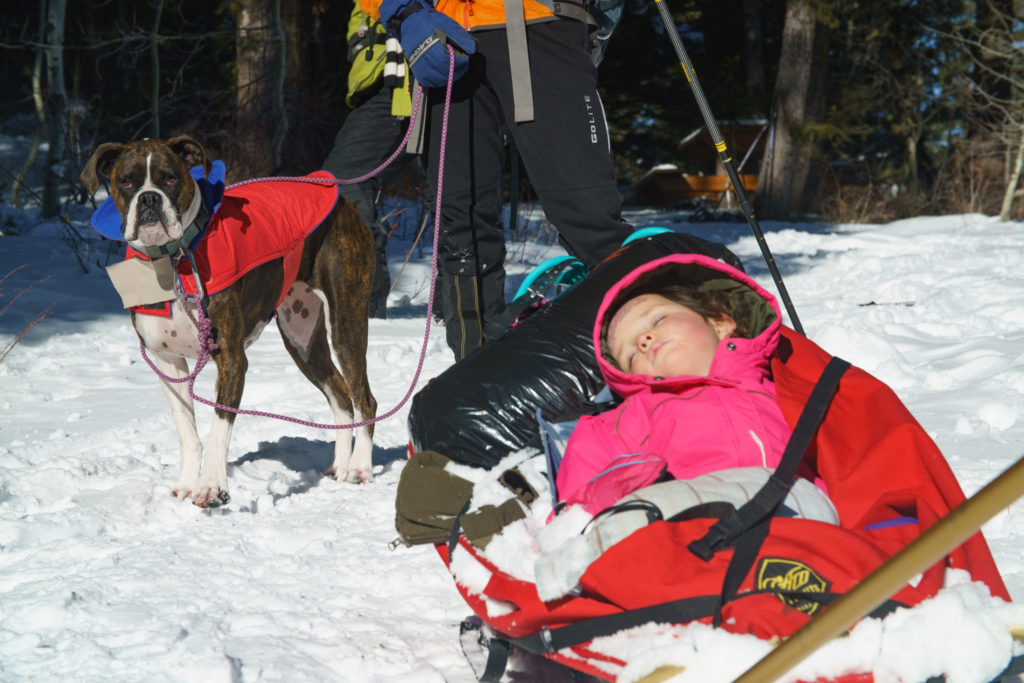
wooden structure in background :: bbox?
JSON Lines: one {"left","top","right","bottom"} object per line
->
{"left": 630, "top": 119, "right": 768, "bottom": 207}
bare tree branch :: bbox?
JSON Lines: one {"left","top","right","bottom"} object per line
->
{"left": 0, "top": 266, "right": 66, "bottom": 366}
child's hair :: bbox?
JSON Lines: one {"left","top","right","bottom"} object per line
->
{"left": 603, "top": 284, "right": 749, "bottom": 349}
{"left": 654, "top": 285, "right": 749, "bottom": 339}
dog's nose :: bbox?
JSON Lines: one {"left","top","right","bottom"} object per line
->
{"left": 138, "top": 191, "right": 162, "bottom": 208}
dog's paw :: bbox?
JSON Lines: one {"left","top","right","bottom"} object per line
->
{"left": 192, "top": 487, "right": 231, "bottom": 508}
{"left": 325, "top": 465, "right": 373, "bottom": 485}
{"left": 171, "top": 482, "right": 194, "bottom": 501}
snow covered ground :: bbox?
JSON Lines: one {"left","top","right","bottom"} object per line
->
{"left": 1, "top": 198, "right": 1023, "bottom": 682}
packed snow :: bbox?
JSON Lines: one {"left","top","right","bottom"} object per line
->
{"left": 2, "top": 191, "right": 1023, "bottom": 682}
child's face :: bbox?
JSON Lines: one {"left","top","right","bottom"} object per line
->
{"left": 607, "top": 293, "right": 736, "bottom": 377}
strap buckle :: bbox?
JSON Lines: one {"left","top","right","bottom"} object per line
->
{"left": 688, "top": 513, "right": 741, "bottom": 561}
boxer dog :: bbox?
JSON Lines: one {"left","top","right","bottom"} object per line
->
{"left": 81, "top": 136, "right": 377, "bottom": 507}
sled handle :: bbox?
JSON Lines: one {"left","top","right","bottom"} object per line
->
{"left": 734, "top": 454, "right": 1024, "bottom": 683}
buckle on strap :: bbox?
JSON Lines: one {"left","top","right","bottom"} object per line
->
{"left": 688, "top": 513, "right": 741, "bottom": 561}
{"left": 539, "top": 626, "right": 555, "bottom": 654}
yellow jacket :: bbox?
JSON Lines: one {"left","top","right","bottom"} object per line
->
{"left": 347, "top": 3, "right": 412, "bottom": 116}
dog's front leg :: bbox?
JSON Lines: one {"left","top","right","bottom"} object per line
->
{"left": 190, "top": 347, "right": 245, "bottom": 508}
{"left": 151, "top": 353, "right": 204, "bottom": 500}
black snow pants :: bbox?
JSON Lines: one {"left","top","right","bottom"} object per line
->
{"left": 421, "top": 17, "right": 632, "bottom": 360}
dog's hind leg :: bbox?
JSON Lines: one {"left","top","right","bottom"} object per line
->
{"left": 312, "top": 209, "right": 378, "bottom": 484}
{"left": 151, "top": 352, "right": 204, "bottom": 500}
{"left": 322, "top": 297, "right": 376, "bottom": 485}
{"left": 277, "top": 282, "right": 372, "bottom": 483}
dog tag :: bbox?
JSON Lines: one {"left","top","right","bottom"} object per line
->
{"left": 106, "top": 257, "right": 177, "bottom": 309}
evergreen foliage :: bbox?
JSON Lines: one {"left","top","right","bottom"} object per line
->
{"left": 1, "top": 0, "right": 1023, "bottom": 221}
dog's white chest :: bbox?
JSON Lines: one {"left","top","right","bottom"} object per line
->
{"left": 134, "top": 305, "right": 203, "bottom": 358}
{"left": 133, "top": 300, "right": 269, "bottom": 359}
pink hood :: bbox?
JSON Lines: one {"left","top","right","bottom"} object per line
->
{"left": 592, "top": 253, "right": 782, "bottom": 399}
{"left": 554, "top": 253, "right": 791, "bottom": 504}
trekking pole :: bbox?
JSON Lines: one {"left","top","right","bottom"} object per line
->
{"left": 653, "top": 0, "right": 804, "bottom": 335}
{"left": 734, "top": 453, "right": 1024, "bottom": 683}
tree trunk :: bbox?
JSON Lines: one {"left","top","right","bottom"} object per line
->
{"left": 235, "top": 0, "right": 276, "bottom": 177}
{"left": 269, "top": 0, "right": 286, "bottom": 173}
{"left": 756, "top": 0, "right": 828, "bottom": 220}
{"left": 281, "top": 0, "right": 317, "bottom": 173}
{"left": 149, "top": 0, "right": 164, "bottom": 138}
{"left": 970, "top": 0, "right": 1013, "bottom": 135}
{"left": 968, "top": 0, "right": 1014, "bottom": 209}
{"left": 42, "top": 0, "right": 67, "bottom": 219}
{"left": 999, "top": 121, "right": 1024, "bottom": 221}
{"left": 741, "top": 0, "right": 766, "bottom": 115}
{"left": 905, "top": 133, "right": 919, "bottom": 195}
{"left": 13, "top": 0, "right": 47, "bottom": 210}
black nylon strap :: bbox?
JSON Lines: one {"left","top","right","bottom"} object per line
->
{"left": 582, "top": 499, "right": 664, "bottom": 535}
{"left": 459, "top": 618, "right": 511, "bottom": 682}
{"left": 698, "top": 357, "right": 851, "bottom": 626}
{"left": 448, "top": 496, "right": 474, "bottom": 559}
{"left": 688, "top": 356, "right": 851, "bottom": 561}
{"left": 386, "top": 2, "right": 425, "bottom": 34}
{"left": 666, "top": 501, "right": 737, "bottom": 524}
{"left": 508, "top": 588, "right": 905, "bottom": 655}
{"left": 512, "top": 595, "right": 723, "bottom": 654}
{"left": 479, "top": 636, "right": 510, "bottom": 681}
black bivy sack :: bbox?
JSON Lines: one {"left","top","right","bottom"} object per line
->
{"left": 407, "top": 230, "right": 744, "bottom": 469}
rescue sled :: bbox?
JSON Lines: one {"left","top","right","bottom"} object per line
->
{"left": 402, "top": 231, "right": 1021, "bottom": 682}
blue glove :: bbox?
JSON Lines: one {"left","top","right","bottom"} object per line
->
{"left": 379, "top": 0, "right": 476, "bottom": 88}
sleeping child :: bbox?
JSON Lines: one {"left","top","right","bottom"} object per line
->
{"left": 534, "top": 252, "right": 837, "bottom": 599}
{"left": 555, "top": 252, "right": 812, "bottom": 508}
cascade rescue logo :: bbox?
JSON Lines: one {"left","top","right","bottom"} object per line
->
{"left": 755, "top": 557, "right": 831, "bottom": 615}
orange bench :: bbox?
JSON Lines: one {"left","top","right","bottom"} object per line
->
{"left": 632, "top": 170, "right": 758, "bottom": 205}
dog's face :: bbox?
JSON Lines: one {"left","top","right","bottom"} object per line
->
{"left": 81, "top": 137, "right": 211, "bottom": 251}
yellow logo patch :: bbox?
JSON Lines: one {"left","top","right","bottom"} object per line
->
{"left": 755, "top": 557, "right": 831, "bottom": 615}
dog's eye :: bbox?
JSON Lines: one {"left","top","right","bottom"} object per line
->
{"left": 163, "top": 176, "right": 177, "bottom": 187}
{"left": 119, "top": 178, "right": 135, "bottom": 190}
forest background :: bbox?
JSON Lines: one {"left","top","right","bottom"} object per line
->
{"left": 2, "top": 0, "right": 1024, "bottom": 226}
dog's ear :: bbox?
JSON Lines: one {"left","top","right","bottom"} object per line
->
{"left": 166, "top": 136, "right": 211, "bottom": 177}
{"left": 80, "top": 142, "right": 129, "bottom": 195}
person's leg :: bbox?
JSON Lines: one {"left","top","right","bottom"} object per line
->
{"left": 323, "top": 89, "right": 411, "bottom": 318}
{"left": 422, "top": 56, "right": 508, "bottom": 360}
{"left": 479, "top": 20, "right": 633, "bottom": 270}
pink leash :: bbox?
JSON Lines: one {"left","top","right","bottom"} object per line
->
{"left": 140, "top": 49, "right": 456, "bottom": 430}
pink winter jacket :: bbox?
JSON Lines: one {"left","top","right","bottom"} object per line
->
{"left": 555, "top": 254, "right": 794, "bottom": 506}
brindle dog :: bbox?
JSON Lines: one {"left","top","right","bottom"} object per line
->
{"left": 81, "top": 136, "right": 377, "bottom": 507}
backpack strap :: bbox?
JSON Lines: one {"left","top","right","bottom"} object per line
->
{"left": 505, "top": 0, "right": 535, "bottom": 122}
{"left": 507, "top": 588, "right": 907, "bottom": 656}
{"left": 504, "top": 0, "right": 596, "bottom": 123}
{"left": 688, "top": 356, "right": 850, "bottom": 626}
{"left": 533, "top": 0, "right": 596, "bottom": 29}
{"left": 459, "top": 616, "right": 511, "bottom": 682}
{"left": 688, "top": 356, "right": 851, "bottom": 561}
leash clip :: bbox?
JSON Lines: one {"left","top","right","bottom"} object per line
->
{"left": 180, "top": 248, "right": 206, "bottom": 301}
{"left": 170, "top": 247, "right": 206, "bottom": 308}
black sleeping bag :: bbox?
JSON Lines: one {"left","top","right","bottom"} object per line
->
{"left": 407, "top": 231, "right": 744, "bottom": 468}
